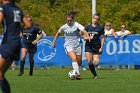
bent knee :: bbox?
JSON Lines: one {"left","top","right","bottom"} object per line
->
{"left": 93, "top": 58, "right": 100, "bottom": 66}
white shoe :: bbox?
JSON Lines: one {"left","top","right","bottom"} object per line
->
{"left": 93, "top": 75, "right": 98, "bottom": 79}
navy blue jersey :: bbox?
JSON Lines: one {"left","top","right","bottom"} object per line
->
{"left": 0, "top": 2, "right": 23, "bottom": 44}
{"left": 85, "top": 24, "right": 104, "bottom": 45}
{"left": 22, "top": 25, "right": 42, "bottom": 45}
{"left": 0, "top": 2, "right": 23, "bottom": 60}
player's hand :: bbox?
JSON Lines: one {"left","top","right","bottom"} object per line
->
{"left": 32, "top": 40, "right": 38, "bottom": 45}
{"left": 86, "top": 34, "right": 91, "bottom": 42}
{"left": 90, "top": 35, "right": 94, "bottom": 39}
{"left": 52, "top": 42, "right": 55, "bottom": 48}
{"left": 99, "top": 48, "right": 103, "bottom": 54}
{"left": 88, "top": 37, "right": 91, "bottom": 42}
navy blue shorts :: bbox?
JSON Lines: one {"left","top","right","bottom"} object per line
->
{"left": 0, "top": 44, "right": 20, "bottom": 61}
{"left": 85, "top": 44, "right": 101, "bottom": 54}
{"left": 22, "top": 42, "right": 37, "bottom": 54}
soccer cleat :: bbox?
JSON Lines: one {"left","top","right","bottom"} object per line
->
{"left": 18, "top": 71, "right": 23, "bottom": 76}
{"left": 93, "top": 75, "right": 98, "bottom": 79}
{"left": 76, "top": 75, "right": 81, "bottom": 80}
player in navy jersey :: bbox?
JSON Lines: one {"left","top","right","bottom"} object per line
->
{"left": 0, "top": 0, "right": 31, "bottom": 93}
{"left": 84, "top": 14, "right": 105, "bottom": 78}
{"left": 18, "top": 15, "right": 43, "bottom": 76}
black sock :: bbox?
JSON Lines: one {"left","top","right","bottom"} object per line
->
{"left": 19, "top": 60, "right": 25, "bottom": 72}
{"left": 29, "top": 61, "right": 34, "bottom": 74}
{"left": 30, "top": 61, "right": 34, "bottom": 70}
{"left": 89, "top": 64, "right": 97, "bottom": 76}
{"left": 0, "top": 78, "right": 11, "bottom": 93}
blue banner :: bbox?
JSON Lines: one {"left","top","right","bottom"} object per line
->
{"left": 100, "top": 35, "right": 140, "bottom": 65}
{"left": 33, "top": 37, "right": 88, "bottom": 66}
{"left": 0, "top": 35, "right": 140, "bottom": 66}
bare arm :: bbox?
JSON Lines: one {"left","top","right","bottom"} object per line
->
{"left": 99, "top": 34, "right": 105, "bottom": 52}
{"left": 0, "top": 12, "right": 4, "bottom": 24}
{"left": 81, "top": 30, "right": 90, "bottom": 42}
{"left": 112, "top": 29, "right": 118, "bottom": 38}
{"left": 121, "top": 30, "right": 131, "bottom": 38}
{"left": 125, "top": 31, "right": 131, "bottom": 35}
{"left": 52, "top": 31, "right": 60, "bottom": 48}
{"left": 101, "top": 35, "right": 105, "bottom": 49}
{"left": 32, "top": 33, "right": 43, "bottom": 45}
{"left": 36, "top": 33, "right": 43, "bottom": 41}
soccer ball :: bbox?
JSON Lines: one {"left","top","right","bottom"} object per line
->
{"left": 68, "top": 70, "right": 78, "bottom": 79}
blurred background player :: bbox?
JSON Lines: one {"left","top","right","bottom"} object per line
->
{"left": 18, "top": 16, "right": 43, "bottom": 76}
{"left": 0, "top": 0, "right": 31, "bottom": 93}
{"left": 52, "top": 12, "right": 90, "bottom": 80}
{"left": 116, "top": 23, "right": 131, "bottom": 70}
{"left": 84, "top": 14, "right": 105, "bottom": 78}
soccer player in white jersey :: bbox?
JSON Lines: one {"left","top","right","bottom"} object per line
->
{"left": 52, "top": 12, "right": 90, "bottom": 80}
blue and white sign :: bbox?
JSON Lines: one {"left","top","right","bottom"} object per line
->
{"left": 37, "top": 39, "right": 56, "bottom": 62}
{"left": 0, "top": 35, "right": 140, "bottom": 66}
{"left": 100, "top": 35, "right": 140, "bottom": 65}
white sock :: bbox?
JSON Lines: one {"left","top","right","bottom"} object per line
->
{"left": 72, "top": 62, "right": 80, "bottom": 75}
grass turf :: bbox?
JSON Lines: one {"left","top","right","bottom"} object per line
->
{"left": 5, "top": 68, "right": 140, "bottom": 93}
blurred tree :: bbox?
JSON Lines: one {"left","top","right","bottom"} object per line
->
{"left": 0, "top": 0, "right": 140, "bottom": 35}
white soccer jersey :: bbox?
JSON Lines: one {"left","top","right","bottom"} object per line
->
{"left": 116, "top": 30, "right": 130, "bottom": 36}
{"left": 105, "top": 29, "right": 113, "bottom": 36}
{"left": 58, "top": 22, "right": 84, "bottom": 47}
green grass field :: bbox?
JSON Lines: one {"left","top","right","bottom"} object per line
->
{"left": 5, "top": 68, "right": 140, "bottom": 93}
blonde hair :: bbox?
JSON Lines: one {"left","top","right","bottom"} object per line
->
{"left": 105, "top": 22, "right": 112, "bottom": 30}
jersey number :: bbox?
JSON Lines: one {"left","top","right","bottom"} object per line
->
{"left": 13, "top": 10, "right": 21, "bottom": 22}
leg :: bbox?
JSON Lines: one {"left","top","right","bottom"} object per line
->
{"left": 119, "top": 65, "right": 122, "bottom": 70}
{"left": 76, "top": 46, "right": 82, "bottom": 66}
{"left": 0, "top": 56, "right": 12, "bottom": 93}
{"left": 18, "top": 48, "right": 27, "bottom": 76}
{"left": 77, "top": 55, "right": 84, "bottom": 71}
{"left": 86, "top": 52, "right": 97, "bottom": 78}
{"left": 93, "top": 54, "right": 100, "bottom": 67}
{"left": 29, "top": 53, "right": 34, "bottom": 76}
{"left": 109, "top": 66, "right": 113, "bottom": 70}
{"left": 76, "top": 55, "right": 82, "bottom": 66}
{"left": 125, "top": 65, "right": 128, "bottom": 70}
{"left": 67, "top": 50, "right": 80, "bottom": 78}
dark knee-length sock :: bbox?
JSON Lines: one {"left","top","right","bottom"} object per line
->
{"left": 29, "top": 61, "right": 34, "bottom": 75}
{"left": 0, "top": 78, "right": 11, "bottom": 93}
{"left": 19, "top": 60, "right": 25, "bottom": 73}
{"left": 88, "top": 64, "right": 97, "bottom": 76}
